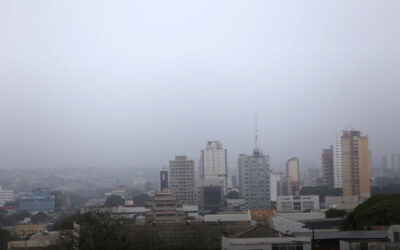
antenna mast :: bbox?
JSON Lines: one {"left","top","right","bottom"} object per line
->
{"left": 255, "top": 113, "right": 258, "bottom": 149}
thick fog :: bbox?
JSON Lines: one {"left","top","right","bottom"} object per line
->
{"left": 1, "top": 1, "right": 399, "bottom": 170}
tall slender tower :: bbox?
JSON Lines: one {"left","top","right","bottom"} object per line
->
{"left": 238, "top": 116, "right": 271, "bottom": 209}
{"left": 322, "top": 147, "right": 334, "bottom": 189}
{"left": 159, "top": 167, "right": 168, "bottom": 192}
{"left": 286, "top": 157, "right": 300, "bottom": 182}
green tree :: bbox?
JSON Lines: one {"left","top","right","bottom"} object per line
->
{"left": 325, "top": 208, "right": 347, "bottom": 218}
{"left": 31, "top": 212, "right": 48, "bottom": 224}
{"left": 133, "top": 194, "right": 150, "bottom": 205}
{"left": 341, "top": 194, "right": 400, "bottom": 230}
{"left": 105, "top": 195, "right": 125, "bottom": 208}
{"left": 0, "top": 228, "right": 15, "bottom": 250}
{"left": 71, "top": 210, "right": 131, "bottom": 250}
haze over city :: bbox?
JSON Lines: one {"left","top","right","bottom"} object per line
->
{"left": 1, "top": 1, "right": 400, "bottom": 170}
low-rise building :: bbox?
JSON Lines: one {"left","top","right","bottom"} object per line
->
{"left": 198, "top": 179, "right": 224, "bottom": 212}
{"left": 204, "top": 212, "right": 251, "bottom": 222}
{"left": 325, "top": 196, "right": 359, "bottom": 210}
{"left": 222, "top": 223, "right": 311, "bottom": 250}
{"left": 146, "top": 189, "right": 183, "bottom": 222}
{"left": 18, "top": 190, "right": 55, "bottom": 212}
{"left": 276, "top": 196, "right": 319, "bottom": 212}
{"left": 226, "top": 199, "right": 247, "bottom": 211}
{"left": 0, "top": 186, "right": 14, "bottom": 206}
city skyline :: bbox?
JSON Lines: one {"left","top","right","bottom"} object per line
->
{"left": 1, "top": 1, "right": 400, "bottom": 170}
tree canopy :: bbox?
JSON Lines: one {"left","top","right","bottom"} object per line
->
{"left": 105, "top": 195, "right": 125, "bottom": 208}
{"left": 341, "top": 194, "right": 400, "bottom": 230}
{"left": 64, "top": 210, "right": 131, "bottom": 250}
{"left": 0, "top": 228, "right": 15, "bottom": 250}
{"left": 325, "top": 208, "right": 347, "bottom": 218}
{"left": 132, "top": 194, "right": 150, "bottom": 205}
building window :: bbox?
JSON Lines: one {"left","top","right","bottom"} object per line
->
{"left": 360, "top": 242, "right": 368, "bottom": 250}
{"left": 394, "top": 232, "right": 400, "bottom": 242}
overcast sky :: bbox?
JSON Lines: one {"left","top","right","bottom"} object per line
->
{"left": 1, "top": 1, "right": 399, "bottom": 171}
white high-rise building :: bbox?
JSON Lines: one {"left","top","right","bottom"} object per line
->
{"left": 269, "top": 171, "right": 282, "bottom": 202}
{"left": 333, "top": 132, "right": 343, "bottom": 188}
{"left": 200, "top": 141, "right": 228, "bottom": 195}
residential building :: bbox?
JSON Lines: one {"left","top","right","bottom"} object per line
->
{"left": 333, "top": 129, "right": 370, "bottom": 199}
{"left": 276, "top": 195, "right": 320, "bottom": 212}
{"left": 277, "top": 176, "right": 293, "bottom": 196}
{"left": 269, "top": 171, "right": 282, "bottom": 202}
{"left": 286, "top": 157, "right": 300, "bottom": 183}
{"left": 0, "top": 186, "right": 14, "bottom": 207}
{"left": 169, "top": 155, "right": 196, "bottom": 205}
{"left": 333, "top": 132, "right": 343, "bottom": 189}
{"left": 197, "top": 179, "right": 224, "bottom": 212}
{"left": 305, "top": 168, "right": 321, "bottom": 186}
{"left": 238, "top": 148, "right": 271, "bottom": 209}
{"left": 325, "top": 196, "right": 359, "bottom": 210}
{"left": 341, "top": 130, "right": 370, "bottom": 199}
{"left": 286, "top": 158, "right": 300, "bottom": 195}
{"left": 222, "top": 224, "right": 311, "bottom": 250}
{"left": 199, "top": 141, "right": 228, "bottom": 195}
{"left": 322, "top": 147, "right": 334, "bottom": 189}
{"left": 18, "top": 189, "right": 55, "bottom": 212}
{"left": 159, "top": 167, "right": 168, "bottom": 192}
{"left": 107, "top": 185, "right": 132, "bottom": 200}
{"left": 382, "top": 153, "right": 400, "bottom": 173}
{"left": 145, "top": 188, "right": 182, "bottom": 222}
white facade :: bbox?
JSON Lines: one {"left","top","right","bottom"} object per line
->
{"left": 286, "top": 158, "right": 299, "bottom": 183}
{"left": 200, "top": 141, "right": 228, "bottom": 194}
{"left": 0, "top": 186, "right": 14, "bottom": 206}
{"left": 276, "top": 195, "right": 320, "bottom": 212}
{"left": 333, "top": 132, "right": 343, "bottom": 188}
{"left": 269, "top": 171, "right": 282, "bottom": 202}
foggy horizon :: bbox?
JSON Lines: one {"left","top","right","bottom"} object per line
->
{"left": 1, "top": 1, "right": 400, "bottom": 170}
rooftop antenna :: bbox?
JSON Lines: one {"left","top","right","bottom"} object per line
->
{"left": 255, "top": 113, "right": 258, "bottom": 149}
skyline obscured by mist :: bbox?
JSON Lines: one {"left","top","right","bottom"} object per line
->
{"left": 1, "top": 1, "right": 400, "bottom": 170}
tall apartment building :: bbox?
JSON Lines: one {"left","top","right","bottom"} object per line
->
{"left": 159, "top": 167, "right": 169, "bottom": 192}
{"left": 333, "top": 133, "right": 344, "bottom": 188}
{"left": 0, "top": 186, "right": 14, "bottom": 207}
{"left": 199, "top": 141, "right": 228, "bottom": 195}
{"left": 322, "top": 147, "right": 334, "bottom": 189}
{"left": 286, "top": 157, "right": 300, "bottom": 182}
{"left": 169, "top": 156, "right": 196, "bottom": 205}
{"left": 269, "top": 171, "right": 282, "bottom": 202}
{"left": 277, "top": 176, "right": 293, "bottom": 196}
{"left": 238, "top": 148, "right": 271, "bottom": 209}
{"left": 382, "top": 153, "right": 400, "bottom": 172}
{"left": 197, "top": 179, "right": 224, "bottom": 212}
{"left": 334, "top": 129, "right": 370, "bottom": 199}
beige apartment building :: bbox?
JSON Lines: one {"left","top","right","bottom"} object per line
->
{"left": 341, "top": 130, "right": 370, "bottom": 199}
